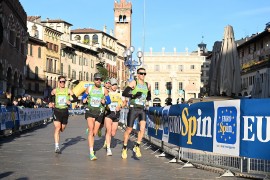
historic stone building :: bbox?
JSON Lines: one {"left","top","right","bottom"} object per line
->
{"left": 26, "top": 16, "right": 47, "bottom": 97}
{"left": 0, "top": 0, "right": 28, "bottom": 97}
{"left": 71, "top": 27, "right": 127, "bottom": 89}
{"left": 41, "top": 19, "right": 100, "bottom": 90}
{"left": 143, "top": 48, "right": 205, "bottom": 106}
{"left": 114, "top": 0, "right": 132, "bottom": 48}
{"left": 237, "top": 23, "right": 270, "bottom": 96}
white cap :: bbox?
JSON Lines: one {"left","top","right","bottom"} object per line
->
{"left": 110, "top": 78, "right": 118, "bottom": 85}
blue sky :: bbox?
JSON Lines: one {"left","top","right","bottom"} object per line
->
{"left": 20, "top": 0, "right": 270, "bottom": 53}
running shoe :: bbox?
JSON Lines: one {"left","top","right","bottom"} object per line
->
{"left": 121, "top": 148, "right": 127, "bottom": 159}
{"left": 103, "top": 141, "right": 107, "bottom": 149}
{"left": 55, "top": 147, "right": 60, "bottom": 153}
{"left": 107, "top": 148, "right": 112, "bottom": 156}
{"left": 98, "top": 129, "right": 102, "bottom": 137}
{"left": 89, "top": 152, "right": 97, "bottom": 161}
{"left": 133, "top": 146, "right": 142, "bottom": 158}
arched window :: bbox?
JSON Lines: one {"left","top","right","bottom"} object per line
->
{"left": 123, "top": 15, "right": 127, "bottom": 22}
{"left": 53, "top": 77, "right": 57, "bottom": 88}
{"left": 92, "top": 34, "right": 98, "bottom": 45}
{"left": 30, "top": 44, "right": 33, "bottom": 56}
{"left": 74, "top": 35, "right": 81, "bottom": 42}
{"left": 68, "top": 65, "right": 71, "bottom": 78}
{"left": 0, "top": 63, "right": 3, "bottom": 80}
{"left": 84, "top": 35, "right": 90, "bottom": 44}
{"left": 27, "top": 65, "right": 30, "bottom": 77}
{"left": 35, "top": 66, "right": 38, "bottom": 79}
{"left": 119, "top": 15, "right": 122, "bottom": 22}
{"left": 38, "top": 47, "right": 41, "bottom": 58}
{"left": 86, "top": 72, "right": 89, "bottom": 81}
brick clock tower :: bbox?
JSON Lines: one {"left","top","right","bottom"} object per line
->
{"left": 114, "top": 0, "right": 132, "bottom": 47}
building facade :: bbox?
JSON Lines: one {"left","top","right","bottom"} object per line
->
{"left": 143, "top": 49, "right": 205, "bottom": 106}
{"left": 237, "top": 23, "right": 270, "bottom": 96}
{"left": 0, "top": 0, "right": 28, "bottom": 97}
{"left": 26, "top": 16, "right": 47, "bottom": 97}
{"left": 42, "top": 20, "right": 100, "bottom": 90}
{"left": 71, "top": 28, "right": 126, "bottom": 89}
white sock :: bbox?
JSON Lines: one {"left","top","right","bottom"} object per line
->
{"left": 90, "top": 147, "right": 94, "bottom": 154}
{"left": 55, "top": 143, "right": 59, "bottom": 148}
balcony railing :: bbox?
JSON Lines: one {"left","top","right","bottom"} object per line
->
{"left": 44, "top": 68, "right": 61, "bottom": 74}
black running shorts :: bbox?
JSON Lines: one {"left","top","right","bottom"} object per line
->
{"left": 54, "top": 108, "right": 69, "bottom": 125}
{"left": 126, "top": 107, "right": 146, "bottom": 128}
{"left": 105, "top": 110, "right": 120, "bottom": 122}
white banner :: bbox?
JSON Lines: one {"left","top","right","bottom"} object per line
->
{"left": 213, "top": 100, "right": 240, "bottom": 156}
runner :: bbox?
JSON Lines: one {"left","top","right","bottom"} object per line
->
{"left": 83, "top": 73, "right": 110, "bottom": 160}
{"left": 98, "top": 78, "right": 111, "bottom": 137}
{"left": 49, "top": 75, "right": 78, "bottom": 153}
{"left": 121, "top": 67, "right": 151, "bottom": 159}
{"left": 104, "top": 78, "right": 126, "bottom": 156}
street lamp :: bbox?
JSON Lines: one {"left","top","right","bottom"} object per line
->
{"left": 123, "top": 46, "right": 143, "bottom": 81}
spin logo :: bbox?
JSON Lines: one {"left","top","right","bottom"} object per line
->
{"left": 216, "top": 107, "right": 237, "bottom": 144}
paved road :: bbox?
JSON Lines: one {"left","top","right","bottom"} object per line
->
{"left": 0, "top": 115, "right": 252, "bottom": 180}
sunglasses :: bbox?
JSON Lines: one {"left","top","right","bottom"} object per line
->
{"left": 94, "top": 78, "right": 102, "bottom": 81}
{"left": 105, "top": 82, "right": 111, "bottom": 84}
{"left": 138, "top": 72, "right": 147, "bottom": 75}
{"left": 59, "top": 81, "right": 66, "bottom": 83}
{"left": 112, "top": 83, "right": 117, "bottom": 86}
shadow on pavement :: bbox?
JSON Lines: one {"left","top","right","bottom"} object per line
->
{"left": 61, "top": 136, "right": 86, "bottom": 152}
{"left": 0, "top": 171, "right": 13, "bottom": 179}
{"left": 0, "top": 123, "right": 51, "bottom": 148}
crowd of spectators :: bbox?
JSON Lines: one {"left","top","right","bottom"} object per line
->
{"left": 0, "top": 92, "right": 49, "bottom": 108}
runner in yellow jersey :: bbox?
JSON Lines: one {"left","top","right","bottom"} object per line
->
{"left": 104, "top": 78, "right": 126, "bottom": 156}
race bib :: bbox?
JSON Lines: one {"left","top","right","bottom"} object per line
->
{"left": 90, "top": 97, "right": 101, "bottom": 107}
{"left": 135, "top": 94, "right": 146, "bottom": 105}
{"left": 109, "top": 102, "right": 118, "bottom": 111}
{"left": 57, "top": 95, "right": 67, "bottom": 106}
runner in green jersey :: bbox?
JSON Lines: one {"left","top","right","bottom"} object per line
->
{"left": 121, "top": 68, "right": 151, "bottom": 159}
{"left": 83, "top": 73, "right": 110, "bottom": 160}
{"left": 49, "top": 75, "right": 78, "bottom": 153}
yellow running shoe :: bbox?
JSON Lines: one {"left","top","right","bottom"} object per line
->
{"left": 121, "top": 148, "right": 127, "bottom": 159}
{"left": 98, "top": 129, "right": 102, "bottom": 137}
{"left": 89, "top": 152, "right": 97, "bottom": 161}
{"left": 133, "top": 146, "right": 142, "bottom": 158}
{"left": 103, "top": 141, "right": 107, "bottom": 149}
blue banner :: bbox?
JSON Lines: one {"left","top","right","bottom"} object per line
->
{"left": 0, "top": 107, "right": 53, "bottom": 131}
{"left": 147, "top": 98, "right": 270, "bottom": 160}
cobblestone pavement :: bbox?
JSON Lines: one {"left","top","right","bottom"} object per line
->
{"left": 0, "top": 115, "right": 253, "bottom": 180}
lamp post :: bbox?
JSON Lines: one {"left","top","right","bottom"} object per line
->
{"left": 123, "top": 46, "right": 143, "bottom": 81}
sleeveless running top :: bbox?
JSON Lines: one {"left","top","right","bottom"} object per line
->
{"left": 55, "top": 88, "right": 69, "bottom": 109}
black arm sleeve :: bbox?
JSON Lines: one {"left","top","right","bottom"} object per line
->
{"left": 146, "top": 90, "right": 151, "bottom": 101}
{"left": 122, "top": 86, "right": 133, "bottom": 98}
{"left": 48, "top": 94, "right": 55, "bottom": 103}
{"left": 70, "top": 94, "right": 78, "bottom": 103}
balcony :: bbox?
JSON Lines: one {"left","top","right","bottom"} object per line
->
{"left": 44, "top": 68, "right": 61, "bottom": 75}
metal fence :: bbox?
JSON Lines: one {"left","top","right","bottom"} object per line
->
{"left": 119, "top": 108, "right": 270, "bottom": 179}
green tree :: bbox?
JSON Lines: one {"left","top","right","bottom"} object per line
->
{"left": 96, "top": 63, "right": 108, "bottom": 80}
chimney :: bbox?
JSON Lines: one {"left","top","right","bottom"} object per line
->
{"left": 162, "top": 47, "right": 165, "bottom": 55}
{"left": 110, "top": 29, "right": 113, "bottom": 36}
{"left": 103, "top": 25, "right": 107, "bottom": 33}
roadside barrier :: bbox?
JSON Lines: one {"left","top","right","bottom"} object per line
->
{"left": 0, "top": 106, "right": 53, "bottom": 135}
{"left": 125, "top": 98, "right": 270, "bottom": 178}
